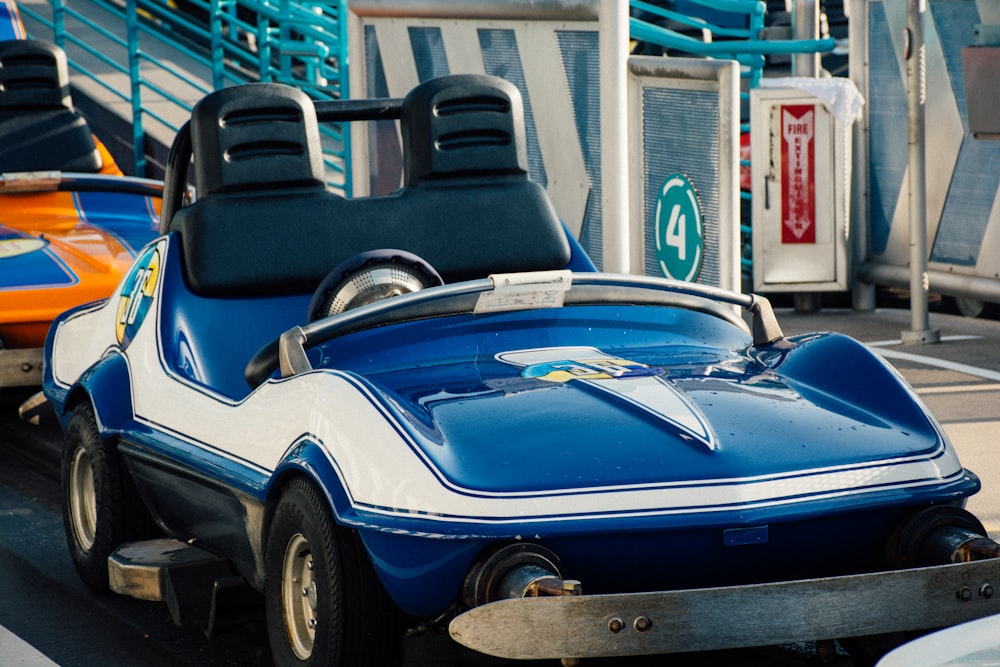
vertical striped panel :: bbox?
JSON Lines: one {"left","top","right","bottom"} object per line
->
{"left": 866, "top": 0, "right": 1000, "bottom": 273}
{"left": 640, "top": 88, "right": 721, "bottom": 286}
{"left": 351, "top": 12, "right": 604, "bottom": 267}
{"left": 364, "top": 25, "right": 403, "bottom": 195}
{"left": 866, "top": 2, "right": 906, "bottom": 257}
{"left": 409, "top": 27, "right": 450, "bottom": 82}
{"left": 479, "top": 28, "right": 548, "bottom": 188}
{"left": 929, "top": 0, "right": 1000, "bottom": 266}
{"left": 557, "top": 29, "right": 603, "bottom": 269}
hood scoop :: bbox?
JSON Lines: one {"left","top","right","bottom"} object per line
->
{"left": 496, "top": 346, "right": 716, "bottom": 450}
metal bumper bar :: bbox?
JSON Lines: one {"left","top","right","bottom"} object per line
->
{"left": 0, "top": 348, "right": 42, "bottom": 387}
{"left": 449, "top": 558, "right": 1000, "bottom": 660}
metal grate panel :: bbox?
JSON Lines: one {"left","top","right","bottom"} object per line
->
{"left": 641, "top": 87, "right": 721, "bottom": 286}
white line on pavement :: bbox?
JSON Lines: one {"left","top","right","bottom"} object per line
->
{"left": 862, "top": 335, "right": 1000, "bottom": 383}
{"left": 918, "top": 384, "right": 1000, "bottom": 395}
{"left": 873, "top": 348, "right": 1000, "bottom": 383}
{"left": 0, "top": 626, "right": 58, "bottom": 666}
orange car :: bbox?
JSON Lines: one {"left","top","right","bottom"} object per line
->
{"left": 1, "top": 36, "right": 162, "bottom": 387}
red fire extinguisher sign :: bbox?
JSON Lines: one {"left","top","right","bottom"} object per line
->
{"left": 780, "top": 104, "right": 816, "bottom": 244}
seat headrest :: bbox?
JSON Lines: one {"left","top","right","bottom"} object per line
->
{"left": 401, "top": 74, "right": 529, "bottom": 186}
{"left": 190, "top": 82, "right": 326, "bottom": 196}
{"left": 0, "top": 39, "right": 73, "bottom": 111}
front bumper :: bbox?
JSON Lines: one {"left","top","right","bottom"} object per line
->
{"left": 449, "top": 558, "right": 1000, "bottom": 660}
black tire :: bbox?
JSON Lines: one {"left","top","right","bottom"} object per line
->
{"left": 61, "top": 403, "right": 138, "bottom": 592}
{"left": 265, "top": 477, "right": 398, "bottom": 667}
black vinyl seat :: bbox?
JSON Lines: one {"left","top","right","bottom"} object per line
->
{"left": 166, "top": 75, "right": 572, "bottom": 298}
{"left": 166, "top": 82, "right": 341, "bottom": 297}
{"left": 0, "top": 39, "right": 103, "bottom": 173}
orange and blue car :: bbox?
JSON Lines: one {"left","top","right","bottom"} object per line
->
{"left": 1, "top": 3, "right": 162, "bottom": 387}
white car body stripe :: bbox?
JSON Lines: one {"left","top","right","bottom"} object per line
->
{"left": 48, "top": 241, "right": 967, "bottom": 524}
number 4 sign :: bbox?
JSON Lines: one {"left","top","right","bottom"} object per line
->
{"left": 654, "top": 173, "right": 704, "bottom": 282}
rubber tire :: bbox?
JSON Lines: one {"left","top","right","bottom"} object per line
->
{"left": 265, "top": 477, "right": 398, "bottom": 667}
{"left": 61, "top": 403, "right": 136, "bottom": 593}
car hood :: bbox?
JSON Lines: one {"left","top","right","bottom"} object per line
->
{"left": 0, "top": 186, "right": 159, "bottom": 345}
{"left": 327, "top": 315, "right": 944, "bottom": 494}
{"left": 1, "top": 189, "right": 157, "bottom": 286}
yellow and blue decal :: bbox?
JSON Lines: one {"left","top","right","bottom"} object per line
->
{"left": 520, "top": 356, "right": 664, "bottom": 383}
{"left": 0, "top": 229, "right": 74, "bottom": 289}
{"left": 498, "top": 346, "right": 716, "bottom": 450}
{"left": 116, "top": 241, "right": 162, "bottom": 347}
{"left": 0, "top": 237, "right": 47, "bottom": 259}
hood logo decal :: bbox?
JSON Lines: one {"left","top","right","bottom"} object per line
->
{"left": 0, "top": 237, "right": 48, "bottom": 258}
{"left": 497, "top": 347, "right": 716, "bottom": 451}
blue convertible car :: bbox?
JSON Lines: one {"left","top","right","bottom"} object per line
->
{"left": 38, "top": 74, "right": 1000, "bottom": 665}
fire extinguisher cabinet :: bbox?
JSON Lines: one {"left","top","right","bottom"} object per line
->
{"left": 749, "top": 79, "right": 862, "bottom": 292}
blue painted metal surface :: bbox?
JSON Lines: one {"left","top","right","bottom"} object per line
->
{"left": 43, "top": 232, "right": 982, "bottom": 615}
{"left": 1, "top": 0, "right": 25, "bottom": 38}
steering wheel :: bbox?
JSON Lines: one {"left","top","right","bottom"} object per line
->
{"left": 245, "top": 250, "right": 443, "bottom": 387}
{"left": 307, "top": 249, "right": 442, "bottom": 322}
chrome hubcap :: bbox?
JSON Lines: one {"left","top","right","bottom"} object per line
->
{"left": 281, "top": 533, "right": 317, "bottom": 659}
{"left": 68, "top": 447, "right": 97, "bottom": 551}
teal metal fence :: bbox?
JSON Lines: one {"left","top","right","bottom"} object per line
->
{"left": 19, "top": 0, "right": 350, "bottom": 187}
{"left": 20, "top": 0, "right": 833, "bottom": 212}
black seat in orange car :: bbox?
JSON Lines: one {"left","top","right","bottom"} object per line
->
{"left": 0, "top": 39, "right": 103, "bottom": 173}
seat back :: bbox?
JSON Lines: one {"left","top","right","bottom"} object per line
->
{"left": 386, "top": 74, "right": 572, "bottom": 281}
{"left": 0, "top": 39, "right": 102, "bottom": 172}
{"left": 401, "top": 73, "right": 529, "bottom": 186}
{"left": 167, "top": 83, "right": 340, "bottom": 297}
{"left": 168, "top": 77, "right": 576, "bottom": 298}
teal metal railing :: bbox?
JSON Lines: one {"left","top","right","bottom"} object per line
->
{"left": 19, "top": 0, "right": 350, "bottom": 188}
{"left": 20, "top": 0, "right": 833, "bottom": 213}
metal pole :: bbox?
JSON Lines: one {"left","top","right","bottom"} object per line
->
{"left": 902, "top": 0, "right": 939, "bottom": 344}
{"left": 792, "top": 0, "right": 820, "bottom": 77}
{"left": 599, "top": 0, "right": 629, "bottom": 273}
{"left": 52, "top": 0, "right": 65, "bottom": 50}
{"left": 125, "top": 0, "right": 146, "bottom": 177}
{"left": 210, "top": 0, "right": 224, "bottom": 90}
{"left": 791, "top": 0, "right": 821, "bottom": 312}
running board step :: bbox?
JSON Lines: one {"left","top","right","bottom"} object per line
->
{"left": 109, "top": 538, "right": 234, "bottom": 628}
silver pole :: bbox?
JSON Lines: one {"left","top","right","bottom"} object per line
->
{"left": 792, "top": 0, "right": 821, "bottom": 77}
{"left": 791, "top": 0, "right": 821, "bottom": 312}
{"left": 902, "top": 0, "right": 939, "bottom": 344}
{"left": 599, "top": 0, "right": 629, "bottom": 273}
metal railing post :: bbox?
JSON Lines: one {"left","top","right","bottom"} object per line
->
{"left": 279, "top": 0, "right": 292, "bottom": 82}
{"left": 791, "top": 0, "right": 820, "bottom": 77}
{"left": 52, "top": 0, "right": 65, "bottom": 49}
{"left": 338, "top": 0, "right": 351, "bottom": 195}
{"left": 902, "top": 0, "right": 939, "bottom": 344}
{"left": 258, "top": 9, "right": 273, "bottom": 82}
{"left": 210, "top": 0, "right": 225, "bottom": 89}
{"left": 125, "top": 0, "right": 146, "bottom": 176}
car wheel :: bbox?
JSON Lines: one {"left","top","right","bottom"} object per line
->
{"left": 954, "top": 296, "right": 985, "bottom": 319}
{"left": 265, "top": 477, "right": 398, "bottom": 667}
{"left": 61, "top": 403, "right": 135, "bottom": 592}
